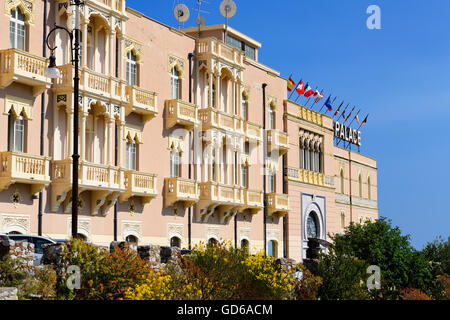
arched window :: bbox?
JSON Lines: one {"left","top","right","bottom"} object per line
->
{"left": 126, "top": 235, "right": 138, "bottom": 245}
{"left": 268, "top": 240, "right": 278, "bottom": 258}
{"left": 358, "top": 174, "right": 363, "bottom": 198}
{"left": 170, "top": 236, "right": 181, "bottom": 248}
{"left": 126, "top": 51, "right": 138, "bottom": 86}
{"left": 340, "top": 169, "right": 345, "bottom": 194}
{"left": 367, "top": 177, "right": 371, "bottom": 200}
{"left": 170, "top": 67, "right": 180, "bottom": 99}
{"left": 241, "top": 239, "right": 249, "bottom": 252}
{"left": 10, "top": 8, "right": 26, "bottom": 50}
{"left": 212, "top": 83, "right": 216, "bottom": 108}
{"left": 8, "top": 112, "right": 25, "bottom": 153}
{"left": 208, "top": 238, "right": 217, "bottom": 248}
{"left": 241, "top": 93, "right": 248, "bottom": 120}
{"left": 299, "top": 140, "right": 304, "bottom": 170}
{"left": 268, "top": 107, "right": 275, "bottom": 130}
{"left": 170, "top": 150, "right": 180, "bottom": 178}
{"left": 341, "top": 212, "right": 346, "bottom": 230}
{"left": 126, "top": 139, "right": 137, "bottom": 170}
{"left": 306, "top": 212, "right": 320, "bottom": 239}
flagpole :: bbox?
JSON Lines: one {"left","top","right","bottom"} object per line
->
{"left": 309, "top": 88, "right": 324, "bottom": 110}
{"left": 319, "top": 95, "right": 333, "bottom": 113}
{"left": 294, "top": 81, "right": 308, "bottom": 103}
{"left": 337, "top": 103, "right": 349, "bottom": 121}
{"left": 343, "top": 106, "right": 355, "bottom": 123}
{"left": 304, "top": 86, "right": 318, "bottom": 108}
{"left": 288, "top": 76, "right": 301, "bottom": 100}
{"left": 328, "top": 100, "right": 343, "bottom": 117}
{"left": 344, "top": 114, "right": 368, "bottom": 149}
{"left": 323, "top": 96, "right": 337, "bottom": 114}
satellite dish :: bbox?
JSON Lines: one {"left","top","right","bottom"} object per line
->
{"left": 174, "top": 4, "right": 190, "bottom": 24}
{"left": 220, "top": 0, "right": 237, "bottom": 19}
{"left": 196, "top": 15, "right": 206, "bottom": 27}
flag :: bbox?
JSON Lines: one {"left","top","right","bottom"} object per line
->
{"left": 324, "top": 96, "right": 333, "bottom": 111}
{"left": 314, "top": 90, "right": 324, "bottom": 103}
{"left": 361, "top": 114, "right": 369, "bottom": 125}
{"left": 304, "top": 85, "right": 314, "bottom": 98}
{"left": 334, "top": 102, "right": 343, "bottom": 116}
{"left": 296, "top": 80, "right": 305, "bottom": 95}
{"left": 345, "top": 107, "right": 355, "bottom": 122}
{"left": 287, "top": 77, "right": 296, "bottom": 92}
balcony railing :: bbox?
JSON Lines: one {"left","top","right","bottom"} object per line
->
{"left": 198, "top": 108, "right": 243, "bottom": 135}
{"left": 0, "top": 49, "right": 51, "bottom": 96}
{"left": 164, "top": 177, "right": 199, "bottom": 209}
{"left": 197, "top": 38, "right": 244, "bottom": 67}
{"left": 297, "top": 105, "right": 324, "bottom": 126}
{"left": 241, "top": 189, "right": 263, "bottom": 214}
{"left": 267, "top": 129, "right": 289, "bottom": 155}
{"left": 121, "top": 170, "right": 157, "bottom": 205}
{"left": 125, "top": 85, "right": 158, "bottom": 122}
{"left": 198, "top": 181, "right": 244, "bottom": 223}
{"left": 286, "top": 167, "right": 329, "bottom": 187}
{"left": 0, "top": 151, "right": 51, "bottom": 194}
{"left": 86, "top": 0, "right": 124, "bottom": 13}
{"left": 54, "top": 65, "right": 124, "bottom": 102}
{"left": 267, "top": 193, "right": 289, "bottom": 217}
{"left": 165, "top": 99, "right": 198, "bottom": 130}
{"left": 245, "top": 121, "right": 262, "bottom": 142}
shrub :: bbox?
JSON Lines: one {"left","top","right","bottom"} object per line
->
{"left": 0, "top": 255, "right": 27, "bottom": 288}
{"left": 293, "top": 264, "right": 323, "bottom": 300}
{"left": 58, "top": 239, "right": 151, "bottom": 300}
{"left": 400, "top": 288, "right": 433, "bottom": 300}
{"left": 125, "top": 241, "right": 296, "bottom": 300}
{"left": 18, "top": 266, "right": 57, "bottom": 300}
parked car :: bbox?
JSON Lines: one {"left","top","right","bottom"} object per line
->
{"left": 0, "top": 233, "right": 9, "bottom": 244}
{"left": 6, "top": 234, "right": 57, "bottom": 265}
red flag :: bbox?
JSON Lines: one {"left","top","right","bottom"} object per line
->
{"left": 287, "top": 77, "right": 296, "bottom": 92}
{"left": 304, "top": 85, "right": 314, "bottom": 98}
{"left": 314, "top": 91, "right": 324, "bottom": 103}
{"left": 296, "top": 80, "right": 305, "bottom": 95}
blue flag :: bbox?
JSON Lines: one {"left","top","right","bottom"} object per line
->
{"left": 325, "top": 95, "right": 333, "bottom": 111}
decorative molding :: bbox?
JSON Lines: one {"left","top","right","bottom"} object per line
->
{"left": 5, "top": 0, "right": 35, "bottom": 24}
{"left": 67, "top": 217, "right": 91, "bottom": 239}
{"left": 239, "top": 227, "right": 251, "bottom": 242}
{"left": 10, "top": 189, "right": 22, "bottom": 208}
{"left": 0, "top": 213, "right": 30, "bottom": 234}
{"left": 4, "top": 95, "right": 33, "bottom": 120}
{"left": 167, "top": 223, "right": 183, "bottom": 241}
{"left": 266, "top": 229, "right": 280, "bottom": 242}
{"left": 124, "top": 124, "right": 143, "bottom": 144}
{"left": 206, "top": 226, "right": 220, "bottom": 241}
{"left": 168, "top": 135, "right": 185, "bottom": 153}
{"left": 168, "top": 54, "right": 185, "bottom": 79}
{"left": 122, "top": 220, "right": 142, "bottom": 240}
{"left": 124, "top": 37, "right": 144, "bottom": 63}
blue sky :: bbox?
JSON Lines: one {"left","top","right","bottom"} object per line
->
{"left": 126, "top": 0, "right": 450, "bottom": 249}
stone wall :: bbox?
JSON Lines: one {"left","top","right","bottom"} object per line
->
{"left": 0, "top": 240, "right": 35, "bottom": 271}
{"left": 0, "top": 287, "right": 18, "bottom": 300}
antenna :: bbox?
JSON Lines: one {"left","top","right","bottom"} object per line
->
{"left": 196, "top": 16, "right": 206, "bottom": 27}
{"left": 220, "top": 0, "right": 237, "bottom": 40}
{"left": 174, "top": 3, "right": 190, "bottom": 29}
{"left": 193, "top": 0, "right": 210, "bottom": 35}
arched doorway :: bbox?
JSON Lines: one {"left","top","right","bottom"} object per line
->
{"left": 268, "top": 240, "right": 278, "bottom": 258}
{"left": 170, "top": 236, "right": 181, "bottom": 248}
{"left": 125, "top": 235, "right": 138, "bottom": 245}
{"left": 241, "top": 239, "right": 249, "bottom": 253}
{"left": 207, "top": 238, "right": 218, "bottom": 248}
{"left": 306, "top": 211, "right": 320, "bottom": 239}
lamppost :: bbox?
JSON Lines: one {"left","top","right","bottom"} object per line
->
{"left": 45, "top": 1, "right": 83, "bottom": 239}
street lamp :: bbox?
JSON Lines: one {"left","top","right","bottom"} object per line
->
{"left": 45, "top": 1, "right": 83, "bottom": 239}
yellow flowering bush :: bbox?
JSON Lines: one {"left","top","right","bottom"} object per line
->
{"left": 125, "top": 241, "right": 297, "bottom": 300}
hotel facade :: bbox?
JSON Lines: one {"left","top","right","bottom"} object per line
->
{"left": 0, "top": 0, "right": 378, "bottom": 261}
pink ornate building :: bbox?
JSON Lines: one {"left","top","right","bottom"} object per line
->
{"left": 0, "top": 0, "right": 378, "bottom": 261}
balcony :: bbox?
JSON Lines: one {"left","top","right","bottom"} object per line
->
{"left": 51, "top": 159, "right": 125, "bottom": 215}
{"left": 120, "top": 171, "right": 157, "bottom": 205}
{"left": 86, "top": 0, "right": 125, "bottom": 14}
{"left": 245, "top": 121, "right": 262, "bottom": 143}
{"left": 240, "top": 189, "right": 264, "bottom": 214}
{"left": 297, "top": 105, "right": 324, "bottom": 127}
{"left": 0, "top": 152, "right": 51, "bottom": 194}
{"left": 196, "top": 38, "right": 244, "bottom": 68}
{"left": 164, "top": 177, "right": 199, "bottom": 209}
{"left": 125, "top": 85, "right": 158, "bottom": 122}
{"left": 267, "top": 129, "right": 289, "bottom": 156}
{"left": 54, "top": 65, "right": 124, "bottom": 103}
{"left": 267, "top": 193, "right": 289, "bottom": 217}
{"left": 198, "top": 108, "right": 243, "bottom": 135}
{"left": 197, "top": 181, "right": 244, "bottom": 223}
{"left": 0, "top": 49, "right": 51, "bottom": 96}
{"left": 165, "top": 99, "right": 198, "bottom": 130}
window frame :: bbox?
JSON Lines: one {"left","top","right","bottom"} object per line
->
{"left": 170, "top": 67, "right": 180, "bottom": 100}
{"left": 10, "top": 8, "right": 26, "bottom": 50}
{"left": 8, "top": 113, "right": 25, "bottom": 153}
{"left": 126, "top": 140, "right": 137, "bottom": 171}
{"left": 126, "top": 51, "right": 138, "bottom": 86}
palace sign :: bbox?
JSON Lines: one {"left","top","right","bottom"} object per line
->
{"left": 334, "top": 122, "right": 361, "bottom": 146}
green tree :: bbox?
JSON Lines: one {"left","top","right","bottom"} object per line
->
{"left": 322, "top": 217, "right": 437, "bottom": 299}
{"left": 422, "top": 236, "right": 450, "bottom": 275}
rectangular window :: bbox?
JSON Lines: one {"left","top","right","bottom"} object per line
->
{"left": 268, "top": 173, "right": 275, "bottom": 193}
{"left": 126, "top": 142, "right": 136, "bottom": 170}
{"left": 268, "top": 109, "right": 275, "bottom": 130}
{"left": 126, "top": 61, "right": 137, "bottom": 86}
{"left": 8, "top": 115, "right": 24, "bottom": 153}
{"left": 241, "top": 99, "right": 247, "bottom": 120}
{"left": 170, "top": 150, "right": 180, "bottom": 178}
{"left": 241, "top": 166, "right": 248, "bottom": 189}
{"left": 171, "top": 76, "right": 180, "bottom": 99}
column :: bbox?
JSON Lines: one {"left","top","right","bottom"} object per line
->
{"left": 109, "top": 31, "right": 115, "bottom": 77}
{"left": 80, "top": 112, "right": 87, "bottom": 161}
{"left": 106, "top": 117, "right": 114, "bottom": 165}
{"left": 216, "top": 72, "right": 220, "bottom": 110}
{"left": 82, "top": 21, "right": 88, "bottom": 68}
{"left": 117, "top": 121, "right": 125, "bottom": 167}
{"left": 67, "top": 110, "right": 74, "bottom": 159}
{"left": 208, "top": 71, "right": 213, "bottom": 108}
